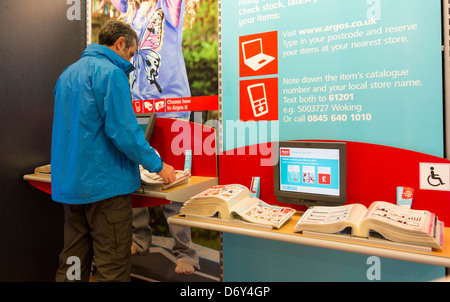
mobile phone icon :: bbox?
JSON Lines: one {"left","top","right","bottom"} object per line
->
{"left": 247, "top": 83, "right": 269, "bottom": 117}
{"left": 134, "top": 101, "right": 142, "bottom": 113}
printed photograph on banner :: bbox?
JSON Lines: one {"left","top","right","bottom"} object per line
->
{"left": 239, "top": 31, "right": 278, "bottom": 78}
{"left": 239, "top": 77, "right": 278, "bottom": 121}
{"left": 91, "top": 0, "right": 218, "bottom": 121}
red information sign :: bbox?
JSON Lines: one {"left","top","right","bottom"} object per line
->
{"left": 132, "top": 95, "right": 218, "bottom": 114}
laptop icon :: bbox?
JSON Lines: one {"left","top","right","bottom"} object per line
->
{"left": 241, "top": 38, "right": 275, "bottom": 71}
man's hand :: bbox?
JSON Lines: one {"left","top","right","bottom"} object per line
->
{"left": 157, "top": 163, "right": 176, "bottom": 184}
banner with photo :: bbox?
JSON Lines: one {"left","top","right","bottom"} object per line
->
{"left": 91, "top": 0, "right": 218, "bottom": 122}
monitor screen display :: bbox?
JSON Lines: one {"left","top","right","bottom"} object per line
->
{"left": 274, "top": 141, "right": 347, "bottom": 206}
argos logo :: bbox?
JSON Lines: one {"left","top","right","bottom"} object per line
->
{"left": 280, "top": 149, "right": 290, "bottom": 156}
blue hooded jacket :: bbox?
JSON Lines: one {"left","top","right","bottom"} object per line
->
{"left": 51, "top": 43, "right": 163, "bottom": 204}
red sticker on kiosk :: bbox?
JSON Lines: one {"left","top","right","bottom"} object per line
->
{"left": 142, "top": 100, "right": 153, "bottom": 113}
{"left": 402, "top": 187, "right": 415, "bottom": 199}
{"left": 154, "top": 99, "right": 165, "bottom": 113}
{"left": 133, "top": 100, "right": 143, "bottom": 113}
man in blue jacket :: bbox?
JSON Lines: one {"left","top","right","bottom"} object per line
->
{"left": 51, "top": 20, "right": 176, "bottom": 282}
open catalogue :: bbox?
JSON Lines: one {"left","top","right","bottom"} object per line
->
{"left": 180, "top": 184, "right": 296, "bottom": 229}
{"left": 139, "top": 166, "right": 191, "bottom": 190}
{"left": 294, "top": 201, "right": 444, "bottom": 249}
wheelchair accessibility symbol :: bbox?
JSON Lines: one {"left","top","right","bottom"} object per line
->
{"left": 427, "top": 167, "right": 445, "bottom": 187}
{"left": 420, "top": 163, "right": 450, "bottom": 191}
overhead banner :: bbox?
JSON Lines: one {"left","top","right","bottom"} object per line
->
{"left": 221, "top": 0, "right": 443, "bottom": 157}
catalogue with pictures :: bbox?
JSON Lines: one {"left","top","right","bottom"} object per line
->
{"left": 180, "top": 184, "right": 296, "bottom": 229}
{"left": 294, "top": 201, "right": 444, "bottom": 249}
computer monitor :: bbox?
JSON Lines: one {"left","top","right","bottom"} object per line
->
{"left": 135, "top": 112, "right": 156, "bottom": 143}
{"left": 274, "top": 141, "right": 347, "bottom": 207}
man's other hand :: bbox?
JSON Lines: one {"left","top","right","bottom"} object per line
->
{"left": 157, "top": 163, "right": 176, "bottom": 184}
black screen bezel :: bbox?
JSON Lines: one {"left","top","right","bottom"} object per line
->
{"left": 136, "top": 112, "right": 157, "bottom": 143}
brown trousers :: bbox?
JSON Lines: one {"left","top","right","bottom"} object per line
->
{"left": 55, "top": 194, "right": 132, "bottom": 282}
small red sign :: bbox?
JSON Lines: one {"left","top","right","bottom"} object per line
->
{"left": 280, "top": 149, "right": 290, "bottom": 156}
{"left": 143, "top": 100, "right": 153, "bottom": 113}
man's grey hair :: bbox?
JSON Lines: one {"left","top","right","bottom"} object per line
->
{"left": 98, "top": 20, "right": 138, "bottom": 49}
